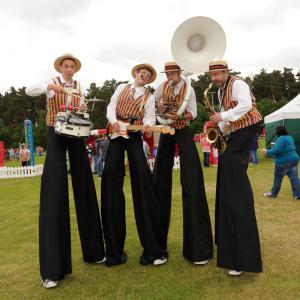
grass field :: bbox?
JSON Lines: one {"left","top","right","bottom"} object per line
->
{"left": 0, "top": 147, "right": 300, "bottom": 299}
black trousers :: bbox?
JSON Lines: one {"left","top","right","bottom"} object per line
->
{"left": 153, "top": 127, "right": 213, "bottom": 262}
{"left": 215, "top": 122, "right": 262, "bottom": 272}
{"left": 39, "top": 127, "right": 105, "bottom": 281}
{"left": 101, "top": 132, "right": 162, "bottom": 266}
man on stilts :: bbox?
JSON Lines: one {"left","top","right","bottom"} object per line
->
{"left": 153, "top": 61, "right": 213, "bottom": 265}
{"left": 207, "top": 60, "right": 263, "bottom": 276}
{"left": 26, "top": 53, "right": 105, "bottom": 288}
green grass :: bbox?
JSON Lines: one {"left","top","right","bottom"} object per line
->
{"left": 0, "top": 147, "right": 300, "bottom": 299}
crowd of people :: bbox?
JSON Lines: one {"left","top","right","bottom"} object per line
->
{"left": 3, "top": 143, "right": 42, "bottom": 166}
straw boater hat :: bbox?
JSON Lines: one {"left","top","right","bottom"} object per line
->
{"left": 161, "top": 61, "right": 184, "bottom": 73}
{"left": 205, "top": 60, "right": 232, "bottom": 73}
{"left": 54, "top": 53, "right": 82, "bottom": 73}
{"left": 131, "top": 63, "right": 157, "bottom": 84}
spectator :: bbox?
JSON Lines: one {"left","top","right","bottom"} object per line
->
{"left": 15, "top": 148, "right": 20, "bottom": 160}
{"left": 97, "top": 135, "right": 110, "bottom": 178}
{"left": 199, "top": 133, "right": 210, "bottom": 167}
{"left": 143, "top": 140, "right": 150, "bottom": 160}
{"left": 9, "top": 148, "right": 15, "bottom": 161}
{"left": 86, "top": 144, "right": 93, "bottom": 169}
{"left": 262, "top": 125, "right": 300, "bottom": 200}
{"left": 250, "top": 132, "right": 259, "bottom": 165}
{"left": 153, "top": 146, "right": 158, "bottom": 158}
{"left": 20, "top": 143, "right": 30, "bottom": 166}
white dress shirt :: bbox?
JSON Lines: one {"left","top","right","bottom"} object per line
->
{"left": 25, "top": 75, "right": 84, "bottom": 105}
{"left": 154, "top": 78, "right": 197, "bottom": 119}
{"left": 106, "top": 83, "right": 156, "bottom": 126}
{"left": 218, "top": 79, "right": 253, "bottom": 132}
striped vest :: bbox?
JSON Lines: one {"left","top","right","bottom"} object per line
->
{"left": 116, "top": 84, "right": 152, "bottom": 125}
{"left": 221, "top": 76, "right": 262, "bottom": 132}
{"left": 46, "top": 77, "right": 81, "bottom": 127}
{"left": 162, "top": 81, "right": 190, "bottom": 130}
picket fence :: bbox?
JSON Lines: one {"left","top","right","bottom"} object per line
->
{"left": 0, "top": 165, "right": 44, "bottom": 179}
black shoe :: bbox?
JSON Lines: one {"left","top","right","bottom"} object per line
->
{"left": 105, "top": 252, "right": 127, "bottom": 267}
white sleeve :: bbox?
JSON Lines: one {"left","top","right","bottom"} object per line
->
{"left": 154, "top": 83, "right": 164, "bottom": 102}
{"left": 143, "top": 95, "right": 156, "bottom": 126}
{"left": 25, "top": 79, "right": 55, "bottom": 99}
{"left": 220, "top": 80, "right": 252, "bottom": 122}
{"left": 185, "top": 87, "right": 197, "bottom": 119}
{"left": 106, "top": 84, "right": 127, "bottom": 124}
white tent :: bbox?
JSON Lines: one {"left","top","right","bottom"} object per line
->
{"left": 264, "top": 94, "right": 300, "bottom": 153}
{"left": 265, "top": 94, "right": 300, "bottom": 123}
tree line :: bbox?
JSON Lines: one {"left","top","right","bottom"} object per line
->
{"left": 1, "top": 67, "right": 300, "bottom": 148}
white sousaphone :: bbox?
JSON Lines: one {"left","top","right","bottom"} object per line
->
{"left": 157, "top": 16, "right": 226, "bottom": 125}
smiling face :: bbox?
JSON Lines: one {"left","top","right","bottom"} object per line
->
{"left": 209, "top": 70, "right": 229, "bottom": 88}
{"left": 59, "top": 59, "right": 76, "bottom": 81}
{"left": 134, "top": 68, "right": 152, "bottom": 86}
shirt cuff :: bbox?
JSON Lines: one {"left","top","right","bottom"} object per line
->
{"left": 45, "top": 84, "right": 55, "bottom": 99}
{"left": 143, "top": 119, "right": 156, "bottom": 126}
{"left": 108, "top": 116, "right": 118, "bottom": 124}
{"left": 221, "top": 111, "right": 231, "bottom": 122}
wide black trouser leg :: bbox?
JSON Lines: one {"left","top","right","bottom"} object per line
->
{"left": 101, "top": 133, "right": 162, "bottom": 266}
{"left": 39, "top": 128, "right": 71, "bottom": 281}
{"left": 176, "top": 128, "right": 213, "bottom": 261}
{"left": 101, "top": 138, "right": 126, "bottom": 265}
{"left": 153, "top": 133, "right": 175, "bottom": 252}
{"left": 68, "top": 138, "right": 105, "bottom": 262}
{"left": 153, "top": 127, "right": 213, "bottom": 262}
{"left": 215, "top": 123, "right": 262, "bottom": 272}
{"left": 39, "top": 127, "right": 105, "bottom": 281}
{"left": 126, "top": 134, "right": 162, "bottom": 263}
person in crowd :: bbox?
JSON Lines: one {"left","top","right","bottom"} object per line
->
{"left": 262, "top": 125, "right": 300, "bottom": 200}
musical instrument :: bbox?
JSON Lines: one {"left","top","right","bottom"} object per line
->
{"left": 156, "top": 76, "right": 192, "bottom": 125}
{"left": 55, "top": 105, "right": 93, "bottom": 138}
{"left": 54, "top": 92, "right": 104, "bottom": 138}
{"left": 203, "top": 84, "right": 227, "bottom": 153}
{"left": 62, "top": 87, "right": 105, "bottom": 111}
{"left": 106, "top": 121, "right": 175, "bottom": 140}
{"left": 171, "top": 16, "right": 226, "bottom": 74}
{"left": 169, "top": 16, "right": 227, "bottom": 153}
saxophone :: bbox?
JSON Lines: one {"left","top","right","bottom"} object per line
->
{"left": 203, "top": 83, "right": 227, "bottom": 154}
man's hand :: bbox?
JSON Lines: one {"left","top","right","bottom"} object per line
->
{"left": 209, "top": 112, "right": 222, "bottom": 125}
{"left": 112, "top": 122, "right": 121, "bottom": 133}
{"left": 260, "top": 148, "right": 267, "bottom": 155}
{"left": 47, "top": 83, "right": 64, "bottom": 93}
{"left": 156, "top": 99, "right": 168, "bottom": 113}
{"left": 164, "top": 112, "right": 179, "bottom": 121}
{"left": 143, "top": 125, "right": 153, "bottom": 138}
{"left": 79, "top": 102, "right": 87, "bottom": 112}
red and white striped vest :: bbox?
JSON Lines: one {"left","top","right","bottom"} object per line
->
{"left": 116, "top": 84, "right": 152, "bottom": 125}
{"left": 162, "top": 81, "right": 190, "bottom": 130}
{"left": 46, "top": 77, "right": 81, "bottom": 127}
{"left": 221, "top": 76, "right": 262, "bottom": 132}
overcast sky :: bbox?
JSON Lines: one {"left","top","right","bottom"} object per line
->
{"left": 0, "top": 0, "right": 299, "bottom": 93}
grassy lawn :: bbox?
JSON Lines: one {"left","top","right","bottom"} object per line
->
{"left": 0, "top": 146, "right": 300, "bottom": 299}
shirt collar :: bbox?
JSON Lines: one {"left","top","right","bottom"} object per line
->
{"left": 130, "top": 83, "right": 145, "bottom": 92}
{"left": 59, "top": 75, "right": 74, "bottom": 86}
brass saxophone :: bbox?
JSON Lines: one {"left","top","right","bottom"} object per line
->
{"left": 203, "top": 83, "right": 227, "bottom": 154}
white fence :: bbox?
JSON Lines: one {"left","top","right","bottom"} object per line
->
{"left": 0, "top": 165, "right": 44, "bottom": 179}
{"left": 148, "top": 157, "right": 180, "bottom": 172}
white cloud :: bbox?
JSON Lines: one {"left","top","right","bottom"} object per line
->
{"left": 0, "top": 0, "right": 299, "bottom": 92}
